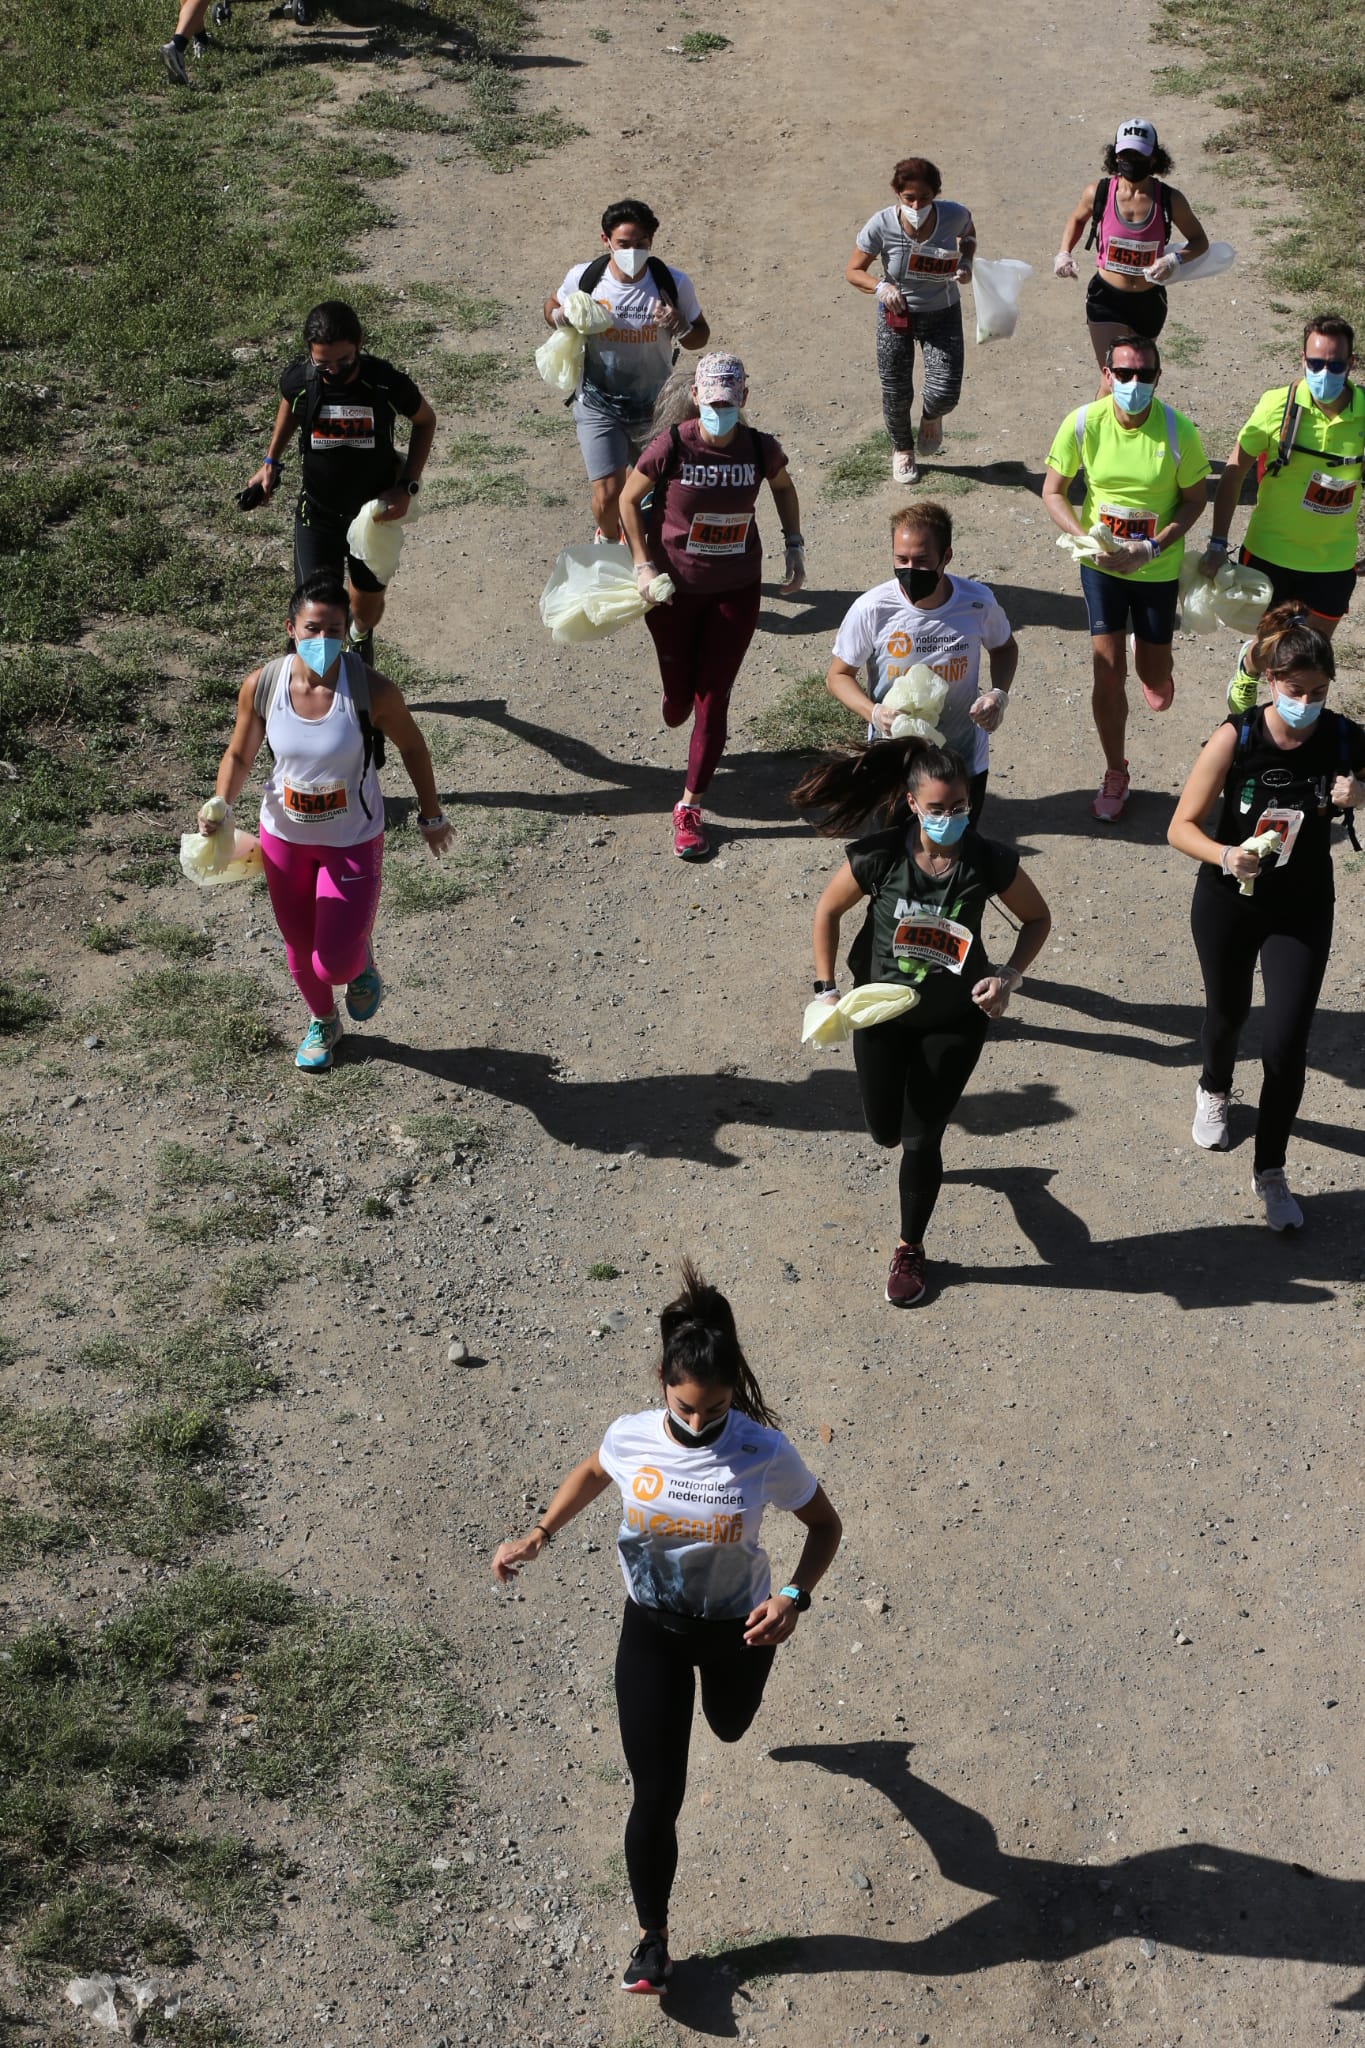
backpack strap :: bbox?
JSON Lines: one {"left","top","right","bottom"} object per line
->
{"left": 1263, "top": 384, "right": 1302, "bottom": 478}
{"left": 644, "top": 256, "right": 679, "bottom": 308}
{"left": 577, "top": 253, "right": 610, "bottom": 296}
{"left": 1158, "top": 180, "right": 1174, "bottom": 241}
{"left": 344, "top": 651, "right": 385, "bottom": 824}
{"left": 253, "top": 653, "right": 293, "bottom": 726}
{"left": 1083, "top": 178, "right": 1109, "bottom": 253}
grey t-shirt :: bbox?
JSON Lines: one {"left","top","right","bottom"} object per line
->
{"left": 856, "top": 200, "right": 973, "bottom": 313}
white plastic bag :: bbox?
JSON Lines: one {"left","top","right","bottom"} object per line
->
{"left": 346, "top": 499, "right": 406, "bottom": 586}
{"left": 180, "top": 797, "right": 263, "bottom": 888}
{"left": 882, "top": 662, "right": 948, "bottom": 743}
{"left": 972, "top": 258, "right": 1034, "bottom": 343}
{"left": 535, "top": 325, "right": 585, "bottom": 398}
{"left": 539, "top": 545, "right": 674, "bottom": 645}
{"left": 1237, "top": 827, "right": 1282, "bottom": 896}
{"left": 1167, "top": 241, "right": 1236, "bottom": 285}
{"left": 802, "top": 982, "right": 919, "bottom": 1047}
{"left": 1181, "top": 575, "right": 1221, "bottom": 635}
{"left": 562, "top": 290, "right": 614, "bottom": 335}
{"left": 1212, "top": 561, "right": 1273, "bottom": 633}
{"left": 1056, "top": 525, "right": 1120, "bottom": 566}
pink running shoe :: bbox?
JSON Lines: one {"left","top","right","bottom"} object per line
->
{"left": 672, "top": 802, "right": 708, "bottom": 860}
{"left": 1091, "top": 762, "right": 1130, "bottom": 822}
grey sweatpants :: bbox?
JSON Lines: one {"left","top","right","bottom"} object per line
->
{"left": 874, "top": 300, "right": 965, "bottom": 451}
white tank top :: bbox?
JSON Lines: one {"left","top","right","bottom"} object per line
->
{"left": 258, "top": 652, "right": 384, "bottom": 846}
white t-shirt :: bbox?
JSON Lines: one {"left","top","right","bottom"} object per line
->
{"left": 556, "top": 260, "right": 703, "bottom": 417}
{"left": 598, "top": 1407, "right": 817, "bottom": 1622}
{"left": 831, "top": 574, "right": 1012, "bottom": 774}
{"left": 258, "top": 652, "right": 384, "bottom": 846}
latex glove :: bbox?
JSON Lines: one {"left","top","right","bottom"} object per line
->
{"left": 970, "top": 688, "right": 1008, "bottom": 732}
{"left": 418, "top": 814, "right": 455, "bottom": 857}
{"left": 870, "top": 698, "right": 897, "bottom": 738}
{"left": 1198, "top": 542, "right": 1229, "bottom": 578}
{"left": 550, "top": 304, "right": 570, "bottom": 327}
{"left": 197, "top": 795, "right": 228, "bottom": 835}
{"left": 1053, "top": 250, "right": 1079, "bottom": 279}
{"left": 1103, "top": 539, "right": 1154, "bottom": 576}
{"left": 972, "top": 965, "right": 1021, "bottom": 1018}
{"left": 373, "top": 485, "right": 413, "bottom": 523}
{"left": 635, "top": 561, "right": 660, "bottom": 600}
{"left": 1143, "top": 253, "right": 1181, "bottom": 284}
{"left": 876, "top": 280, "right": 907, "bottom": 312}
{"left": 780, "top": 542, "right": 806, "bottom": 595}
{"left": 954, "top": 262, "right": 973, "bottom": 285}
{"left": 649, "top": 297, "right": 690, "bottom": 338}
{"left": 1331, "top": 772, "right": 1365, "bottom": 809}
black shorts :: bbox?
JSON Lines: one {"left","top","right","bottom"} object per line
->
{"left": 1086, "top": 272, "right": 1168, "bottom": 340}
{"left": 1240, "top": 546, "right": 1358, "bottom": 624}
{"left": 293, "top": 494, "right": 387, "bottom": 595}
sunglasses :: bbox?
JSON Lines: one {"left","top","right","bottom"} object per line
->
{"left": 1109, "top": 365, "right": 1156, "bottom": 382}
{"left": 1305, "top": 355, "right": 1349, "bottom": 373}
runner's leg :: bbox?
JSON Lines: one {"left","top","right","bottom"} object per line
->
{"left": 615, "top": 1602, "right": 695, "bottom": 1934}
{"left": 895, "top": 1019, "right": 989, "bottom": 1243}
{"left": 917, "top": 302, "right": 965, "bottom": 425}
{"left": 1251, "top": 912, "right": 1333, "bottom": 1173}
{"left": 646, "top": 588, "right": 705, "bottom": 731}
{"left": 259, "top": 829, "right": 334, "bottom": 1017}
{"left": 310, "top": 834, "right": 385, "bottom": 994}
{"left": 1189, "top": 882, "right": 1261, "bottom": 1096}
{"left": 682, "top": 581, "right": 763, "bottom": 800}
{"left": 875, "top": 322, "right": 918, "bottom": 454}
{"left": 697, "top": 1627, "right": 776, "bottom": 1742}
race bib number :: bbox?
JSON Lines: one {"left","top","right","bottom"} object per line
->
{"left": 685, "top": 509, "right": 753, "bottom": 557}
{"left": 892, "top": 901, "right": 972, "bottom": 975}
{"left": 1253, "top": 808, "right": 1304, "bottom": 866}
{"left": 1105, "top": 235, "right": 1159, "bottom": 274}
{"left": 311, "top": 404, "right": 376, "bottom": 451}
{"left": 1301, "top": 470, "right": 1357, "bottom": 516}
{"left": 905, "top": 249, "right": 959, "bottom": 277}
{"left": 282, "top": 778, "right": 349, "bottom": 822}
{"left": 1097, "top": 503, "right": 1157, "bottom": 543}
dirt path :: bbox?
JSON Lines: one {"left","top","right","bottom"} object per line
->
{"left": 8, "top": 0, "right": 1365, "bottom": 2043}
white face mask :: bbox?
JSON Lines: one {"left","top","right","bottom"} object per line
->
{"left": 612, "top": 245, "right": 649, "bottom": 279}
{"left": 900, "top": 202, "right": 931, "bottom": 228}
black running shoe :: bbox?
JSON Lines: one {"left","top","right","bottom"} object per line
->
{"left": 211, "top": 0, "right": 231, "bottom": 20}
{"left": 621, "top": 1931, "right": 671, "bottom": 1994}
{"left": 291, "top": 0, "right": 312, "bottom": 22}
{"left": 192, "top": 31, "right": 216, "bottom": 54}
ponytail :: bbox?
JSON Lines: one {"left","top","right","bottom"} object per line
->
{"left": 658, "top": 1260, "right": 778, "bottom": 1428}
{"left": 790, "top": 736, "right": 969, "bottom": 836}
{"left": 1250, "top": 601, "right": 1336, "bottom": 683}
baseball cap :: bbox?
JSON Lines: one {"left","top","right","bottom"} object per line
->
{"left": 1114, "top": 118, "right": 1158, "bottom": 158}
{"left": 695, "top": 352, "right": 746, "bottom": 403}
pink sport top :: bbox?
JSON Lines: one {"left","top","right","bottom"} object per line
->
{"left": 1096, "top": 180, "right": 1167, "bottom": 278}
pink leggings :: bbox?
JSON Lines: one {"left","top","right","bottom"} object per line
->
{"left": 259, "top": 827, "right": 383, "bottom": 1019}
{"left": 645, "top": 579, "right": 762, "bottom": 795}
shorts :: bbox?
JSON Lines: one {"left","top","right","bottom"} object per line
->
{"left": 294, "top": 495, "right": 387, "bottom": 595}
{"left": 1079, "top": 561, "right": 1179, "bottom": 643}
{"left": 1086, "top": 272, "right": 1168, "bottom": 340}
{"left": 573, "top": 400, "right": 655, "bottom": 483}
{"left": 1240, "top": 546, "right": 1358, "bottom": 624}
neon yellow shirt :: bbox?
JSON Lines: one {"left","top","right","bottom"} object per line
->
{"left": 1239, "top": 381, "right": 1365, "bottom": 573}
{"left": 1047, "top": 398, "right": 1210, "bottom": 583}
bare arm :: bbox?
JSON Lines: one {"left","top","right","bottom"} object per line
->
{"left": 956, "top": 211, "right": 977, "bottom": 277}
{"left": 619, "top": 466, "right": 654, "bottom": 568}
{"left": 491, "top": 1452, "right": 612, "bottom": 1581}
{"left": 987, "top": 634, "right": 1019, "bottom": 693}
{"left": 207, "top": 673, "right": 267, "bottom": 816}
{"left": 1168, "top": 187, "right": 1211, "bottom": 265}
{"left": 845, "top": 246, "right": 881, "bottom": 297}
{"left": 376, "top": 397, "right": 437, "bottom": 521}
{"left": 1168, "top": 723, "right": 1249, "bottom": 872}
{"left": 678, "top": 312, "right": 709, "bottom": 352}
{"left": 744, "top": 1483, "right": 843, "bottom": 1646}
{"left": 1057, "top": 183, "right": 1098, "bottom": 260}
{"left": 367, "top": 673, "right": 453, "bottom": 852}
{"left": 826, "top": 655, "right": 885, "bottom": 731}
{"left": 245, "top": 398, "right": 295, "bottom": 497}
{"left": 1157, "top": 477, "right": 1211, "bottom": 551}
{"left": 1042, "top": 464, "right": 1087, "bottom": 538}
{"left": 812, "top": 860, "right": 866, "bottom": 985}
{"left": 543, "top": 292, "right": 565, "bottom": 329}
{"left": 1202, "top": 440, "right": 1257, "bottom": 566}
{"left": 769, "top": 467, "right": 801, "bottom": 540}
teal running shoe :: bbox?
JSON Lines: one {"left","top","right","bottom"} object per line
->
{"left": 296, "top": 1012, "right": 342, "bottom": 1071}
{"left": 345, "top": 953, "right": 384, "bottom": 1023}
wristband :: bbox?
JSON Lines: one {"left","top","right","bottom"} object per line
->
{"left": 777, "top": 1584, "right": 812, "bottom": 1612}
{"left": 1000, "top": 964, "right": 1023, "bottom": 989}
{"left": 784, "top": 533, "right": 805, "bottom": 547}
{"left": 1220, "top": 846, "right": 1234, "bottom": 875}
{"left": 1148, "top": 537, "right": 1164, "bottom": 560}
{"left": 263, "top": 456, "right": 281, "bottom": 469}
{"left": 813, "top": 979, "right": 837, "bottom": 995}
{"left": 534, "top": 1523, "right": 554, "bottom": 1545}
{"left": 418, "top": 812, "right": 447, "bottom": 831}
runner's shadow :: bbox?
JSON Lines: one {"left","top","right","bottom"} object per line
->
{"left": 662, "top": 1742, "right": 1365, "bottom": 2032}
{"left": 756, "top": 586, "right": 862, "bottom": 636}
{"left": 930, "top": 459, "right": 1046, "bottom": 496}
{"left": 982, "top": 787, "right": 1177, "bottom": 846}
{"left": 984, "top": 581, "right": 1091, "bottom": 633}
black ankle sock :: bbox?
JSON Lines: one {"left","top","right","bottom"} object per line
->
{"left": 171, "top": 31, "right": 189, "bottom": 47}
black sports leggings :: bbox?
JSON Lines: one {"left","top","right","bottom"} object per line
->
{"left": 614, "top": 1598, "right": 776, "bottom": 1930}
{"left": 853, "top": 1006, "right": 989, "bottom": 1243}
{"left": 1190, "top": 879, "right": 1334, "bottom": 1173}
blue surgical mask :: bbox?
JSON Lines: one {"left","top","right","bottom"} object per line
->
{"left": 917, "top": 809, "right": 970, "bottom": 846}
{"left": 1111, "top": 377, "right": 1156, "bottom": 415}
{"left": 1273, "top": 691, "right": 1323, "bottom": 730}
{"left": 296, "top": 635, "right": 344, "bottom": 677}
{"left": 1305, "top": 365, "right": 1347, "bottom": 405}
{"left": 699, "top": 402, "right": 739, "bottom": 435}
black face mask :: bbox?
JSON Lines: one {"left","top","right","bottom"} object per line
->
{"left": 320, "top": 358, "right": 359, "bottom": 390}
{"left": 665, "top": 1409, "right": 729, "bottom": 1450}
{"left": 896, "top": 564, "right": 941, "bottom": 605}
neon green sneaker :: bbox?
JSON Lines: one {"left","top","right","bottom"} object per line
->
{"left": 1228, "top": 652, "right": 1258, "bottom": 716}
{"left": 295, "top": 1012, "right": 342, "bottom": 1071}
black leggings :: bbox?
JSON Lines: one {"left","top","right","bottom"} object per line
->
{"left": 614, "top": 1598, "right": 776, "bottom": 1930}
{"left": 1190, "top": 878, "right": 1334, "bottom": 1173}
{"left": 853, "top": 1006, "right": 989, "bottom": 1243}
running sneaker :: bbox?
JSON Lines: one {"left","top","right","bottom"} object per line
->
{"left": 1227, "top": 658, "right": 1258, "bottom": 716}
{"left": 161, "top": 38, "right": 191, "bottom": 81}
{"left": 211, "top": 0, "right": 231, "bottom": 20}
{"left": 1091, "top": 763, "right": 1130, "bottom": 822}
{"left": 290, "top": 0, "right": 311, "bottom": 22}
{"left": 191, "top": 30, "right": 216, "bottom": 53}
{"left": 672, "top": 802, "right": 707, "bottom": 860}
{"left": 885, "top": 1243, "right": 927, "bottom": 1308}
{"left": 1192, "top": 1085, "right": 1230, "bottom": 1150}
{"left": 295, "top": 1013, "right": 342, "bottom": 1071}
{"left": 917, "top": 415, "right": 943, "bottom": 457}
{"left": 345, "top": 954, "right": 384, "bottom": 1023}
{"left": 348, "top": 627, "right": 374, "bottom": 666}
{"left": 892, "top": 449, "right": 919, "bottom": 485}
{"left": 621, "top": 1932, "right": 672, "bottom": 1995}
{"left": 1253, "top": 1167, "right": 1303, "bottom": 1232}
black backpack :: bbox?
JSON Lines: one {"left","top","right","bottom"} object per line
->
{"left": 1262, "top": 381, "right": 1365, "bottom": 479}
{"left": 1084, "top": 176, "right": 1174, "bottom": 252}
{"left": 289, "top": 355, "right": 408, "bottom": 463}
{"left": 253, "top": 653, "right": 386, "bottom": 825}
{"left": 576, "top": 252, "right": 680, "bottom": 310}
{"left": 1233, "top": 705, "right": 1361, "bottom": 851}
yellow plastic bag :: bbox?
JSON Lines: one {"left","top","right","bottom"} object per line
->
{"left": 562, "top": 290, "right": 614, "bottom": 335}
{"left": 533, "top": 291, "right": 615, "bottom": 397}
{"left": 882, "top": 662, "right": 948, "bottom": 743}
{"left": 539, "top": 545, "right": 674, "bottom": 644}
{"left": 180, "top": 797, "right": 263, "bottom": 888}
{"left": 1238, "top": 827, "right": 1282, "bottom": 897}
{"left": 346, "top": 499, "right": 406, "bottom": 587}
{"left": 1056, "top": 525, "right": 1120, "bottom": 567}
{"left": 1212, "top": 561, "right": 1273, "bottom": 634}
{"left": 802, "top": 982, "right": 919, "bottom": 1046}
{"left": 1181, "top": 574, "right": 1221, "bottom": 635}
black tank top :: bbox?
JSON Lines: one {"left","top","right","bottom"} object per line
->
{"left": 1208, "top": 706, "right": 1364, "bottom": 894}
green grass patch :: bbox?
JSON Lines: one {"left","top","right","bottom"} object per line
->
{"left": 680, "top": 30, "right": 731, "bottom": 56}
{"left": 748, "top": 673, "right": 863, "bottom": 755}
{"left": 385, "top": 806, "right": 552, "bottom": 913}
{"left": 424, "top": 349, "right": 515, "bottom": 412}
{"left": 823, "top": 432, "right": 892, "bottom": 501}
{"left": 1162, "top": 322, "right": 1206, "bottom": 367}
{"left": 439, "top": 60, "right": 585, "bottom": 172}
{"left": 216, "top": 1250, "right": 297, "bottom": 1314}
{"left": 401, "top": 1110, "right": 490, "bottom": 1159}
{"left": 77, "top": 1321, "right": 276, "bottom": 1407}
{"left": 587, "top": 1261, "right": 620, "bottom": 1281}
{"left": 85, "top": 917, "right": 214, "bottom": 963}
{"left": 345, "top": 87, "right": 464, "bottom": 136}
{"left": 0, "top": 981, "right": 55, "bottom": 1035}
{"left": 146, "top": 1141, "right": 291, "bottom": 1249}
{"left": 106, "top": 966, "right": 279, "bottom": 1082}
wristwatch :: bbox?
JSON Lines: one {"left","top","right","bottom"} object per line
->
{"left": 813, "top": 979, "right": 837, "bottom": 995}
{"left": 778, "top": 1584, "right": 812, "bottom": 1612}
{"left": 399, "top": 476, "right": 420, "bottom": 495}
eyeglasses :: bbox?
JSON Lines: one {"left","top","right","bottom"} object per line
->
{"left": 1109, "top": 365, "right": 1155, "bottom": 383}
{"left": 1305, "top": 355, "right": 1349, "bottom": 373}
{"left": 917, "top": 803, "right": 970, "bottom": 818}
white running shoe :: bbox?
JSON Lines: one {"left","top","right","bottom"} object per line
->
{"left": 1253, "top": 1167, "right": 1303, "bottom": 1232}
{"left": 1192, "top": 1085, "right": 1230, "bottom": 1150}
{"left": 892, "top": 449, "right": 919, "bottom": 485}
